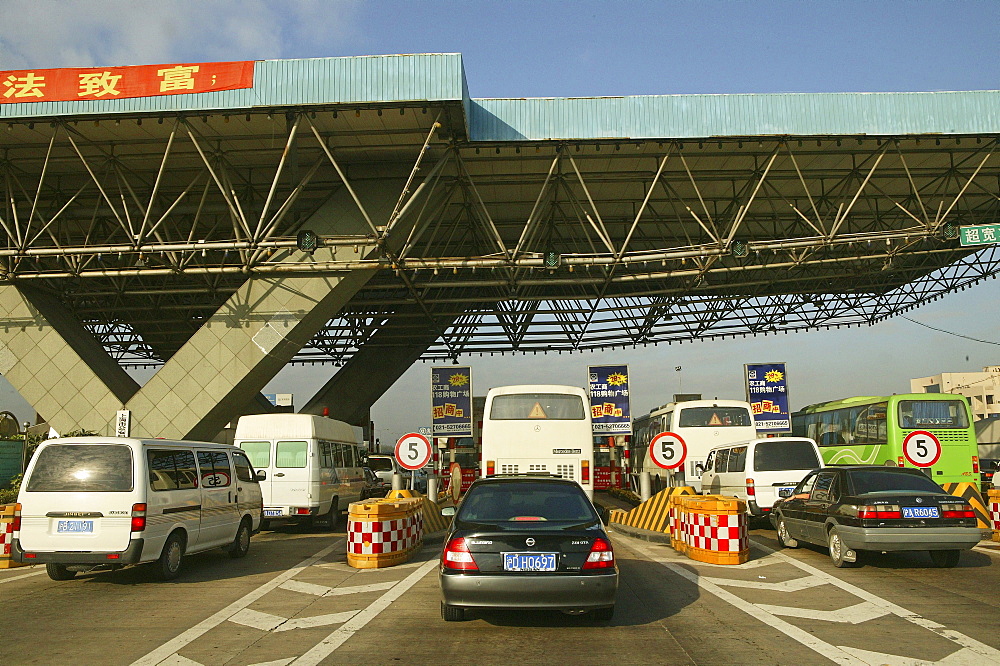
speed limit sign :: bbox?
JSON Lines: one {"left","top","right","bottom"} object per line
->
{"left": 649, "top": 432, "right": 687, "bottom": 470}
{"left": 902, "top": 430, "right": 941, "bottom": 467}
{"left": 395, "top": 432, "right": 432, "bottom": 471}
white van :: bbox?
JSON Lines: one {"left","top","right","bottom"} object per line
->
{"left": 13, "top": 437, "right": 262, "bottom": 581}
{"left": 234, "top": 414, "right": 364, "bottom": 529}
{"left": 700, "top": 437, "right": 823, "bottom": 518}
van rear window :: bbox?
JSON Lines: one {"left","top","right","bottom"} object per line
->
{"left": 26, "top": 444, "right": 133, "bottom": 492}
{"left": 753, "top": 440, "right": 821, "bottom": 472}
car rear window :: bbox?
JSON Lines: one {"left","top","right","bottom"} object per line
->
{"left": 458, "top": 482, "right": 598, "bottom": 523}
{"left": 849, "top": 469, "right": 946, "bottom": 495}
{"left": 367, "top": 457, "right": 394, "bottom": 471}
{"left": 753, "top": 440, "right": 821, "bottom": 472}
{"left": 26, "top": 444, "right": 133, "bottom": 492}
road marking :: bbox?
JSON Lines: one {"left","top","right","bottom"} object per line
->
{"left": 158, "top": 655, "right": 201, "bottom": 666}
{"left": 0, "top": 568, "right": 44, "bottom": 584}
{"left": 704, "top": 573, "right": 826, "bottom": 592}
{"left": 230, "top": 609, "right": 287, "bottom": 632}
{"left": 247, "top": 660, "right": 294, "bottom": 666}
{"left": 230, "top": 608, "right": 359, "bottom": 633}
{"left": 755, "top": 600, "right": 888, "bottom": 624}
{"left": 838, "top": 646, "right": 982, "bottom": 665}
{"left": 291, "top": 558, "right": 439, "bottom": 666}
{"left": 278, "top": 579, "right": 397, "bottom": 597}
{"left": 130, "top": 537, "right": 345, "bottom": 666}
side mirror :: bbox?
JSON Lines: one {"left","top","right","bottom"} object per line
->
{"left": 440, "top": 506, "right": 456, "bottom": 517}
{"left": 255, "top": 470, "right": 267, "bottom": 481}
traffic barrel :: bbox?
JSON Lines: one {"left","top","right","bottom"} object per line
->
{"left": 989, "top": 489, "right": 1000, "bottom": 543}
{"left": 677, "top": 495, "right": 749, "bottom": 565}
{"left": 0, "top": 504, "right": 26, "bottom": 569}
{"left": 347, "top": 497, "right": 424, "bottom": 569}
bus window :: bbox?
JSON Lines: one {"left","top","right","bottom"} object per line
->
{"left": 898, "top": 400, "right": 969, "bottom": 429}
{"left": 678, "top": 407, "right": 752, "bottom": 427}
{"left": 489, "top": 393, "right": 585, "bottom": 420}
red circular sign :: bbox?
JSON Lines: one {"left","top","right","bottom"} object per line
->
{"left": 395, "top": 432, "right": 432, "bottom": 471}
{"left": 902, "top": 430, "right": 941, "bottom": 468}
{"left": 649, "top": 432, "right": 687, "bottom": 470}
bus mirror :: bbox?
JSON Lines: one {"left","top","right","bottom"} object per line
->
{"left": 255, "top": 470, "right": 267, "bottom": 481}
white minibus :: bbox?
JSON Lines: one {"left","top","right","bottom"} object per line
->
{"left": 13, "top": 437, "right": 262, "bottom": 581}
{"left": 480, "top": 385, "right": 595, "bottom": 499}
{"left": 234, "top": 414, "right": 364, "bottom": 529}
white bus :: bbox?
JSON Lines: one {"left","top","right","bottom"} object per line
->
{"left": 480, "top": 385, "right": 595, "bottom": 498}
{"left": 234, "top": 414, "right": 365, "bottom": 529}
{"left": 631, "top": 399, "right": 756, "bottom": 492}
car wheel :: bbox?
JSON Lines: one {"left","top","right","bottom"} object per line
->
{"left": 590, "top": 606, "right": 614, "bottom": 622}
{"left": 929, "top": 549, "right": 961, "bottom": 568}
{"left": 227, "top": 518, "right": 252, "bottom": 559}
{"left": 45, "top": 563, "right": 77, "bottom": 581}
{"left": 441, "top": 602, "right": 465, "bottom": 622}
{"left": 319, "top": 498, "right": 339, "bottom": 531}
{"left": 827, "top": 526, "right": 857, "bottom": 568}
{"left": 157, "top": 532, "right": 185, "bottom": 580}
{"left": 776, "top": 516, "right": 798, "bottom": 549}
{"left": 259, "top": 519, "right": 271, "bottom": 531}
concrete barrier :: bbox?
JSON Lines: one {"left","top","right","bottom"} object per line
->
{"left": 608, "top": 486, "right": 698, "bottom": 532}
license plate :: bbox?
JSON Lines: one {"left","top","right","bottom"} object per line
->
{"left": 503, "top": 552, "right": 557, "bottom": 572}
{"left": 57, "top": 520, "right": 93, "bottom": 533}
{"left": 263, "top": 509, "right": 283, "bottom": 517}
{"left": 902, "top": 506, "right": 940, "bottom": 519}
{"left": 778, "top": 487, "right": 795, "bottom": 498}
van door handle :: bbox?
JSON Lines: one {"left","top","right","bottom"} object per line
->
{"left": 275, "top": 473, "right": 285, "bottom": 477}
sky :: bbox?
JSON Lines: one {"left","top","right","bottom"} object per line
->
{"left": 1, "top": 0, "right": 999, "bottom": 446}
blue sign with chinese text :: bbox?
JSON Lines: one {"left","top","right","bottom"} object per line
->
{"left": 588, "top": 365, "right": 632, "bottom": 435}
{"left": 431, "top": 366, "right": 473, "bottom": 438}
{"left": 744, "top": 363, "right": 791, "bottom": 433}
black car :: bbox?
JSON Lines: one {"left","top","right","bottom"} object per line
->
{"left": 360, "top": 466, "right": 390, "bottom": 500}
{"left": 771, "top": 465, "right": 981, "bottom": 568}
{"left": 980, "top": 458, "right": 999, "bottom": 492}
{"left": 438, "top": 475, "right": 618, "bottom": 622}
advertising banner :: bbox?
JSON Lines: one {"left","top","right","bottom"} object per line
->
{"left": 431, "top": 366, "right": 473, "bottom": 438}
{"left": 744, "top": 362, "right": 791, "bottom": 433}
{"left": 1, "top": 61, "right": 254, "bottom": 104}
{"left": 588, "top": 365, "right": 632, "bottom": 435}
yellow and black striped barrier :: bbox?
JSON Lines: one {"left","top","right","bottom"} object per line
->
{"left": 609, "top": 486, "right": 697, "bottom": 532}
{"left": 941, "top": 482, "right": 990, "bottom": 529}
{"left": 383, "top": 489, "right": 453, "bottom": 533}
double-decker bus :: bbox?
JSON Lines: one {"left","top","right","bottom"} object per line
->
{"left": 631, "top": 399, "right": 757, "bottom": 492}
{"left": 791, "top": 393, "right": 988, "bottom": 526}
{"left": 481, "top": 385, "right": 595, "bottom": 498}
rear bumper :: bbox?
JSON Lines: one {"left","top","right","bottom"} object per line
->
{"left": 836, "top": 526, "right": 982, "bottom": 552}
{"left": 12, "top": 538, "right": 145, "bottom": 565}
{"left": 440, "top": 569, "right": 618, "bottom": 609}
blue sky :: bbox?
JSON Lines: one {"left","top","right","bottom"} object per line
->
{"left": 1, "top": 1, "right": 999, "bottom": 443}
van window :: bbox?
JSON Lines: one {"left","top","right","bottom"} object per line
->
{"left": 26, "top": 444, "right": 133, "bottom": 492}
{"left": 239, "top": 441, "right": 270, "bottom": 468}
{"left": 276, "top": 441, "right": 308, "bottom": 468}
{"left": 728, "top": 446, "right": 747, "bottom": 473}
{"left": 232, "top": 450, "right": 257, "bottom": 483}
{"left": 319, "top": 441, "right": 334, "bottom": 468}
{"left": 148, "top": 449, "right": 199, "bottom": 491}
{"left": 343, "top": 444, "right": 357, "bottom": 467}
{"left": 367, "top": 457, "right": 394, "bottom": 472}
{"left": 198, "top": 450, "right": 232, "bottom": 488}
{"left": 753, "top": 440, "right": 820, "bottom": 472}
{"left": 714, "top": 448, "right": 730, "bottom": 472}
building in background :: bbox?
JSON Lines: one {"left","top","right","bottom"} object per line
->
{"left": 911, "top": 366, "right": 1000, "bottom": 422}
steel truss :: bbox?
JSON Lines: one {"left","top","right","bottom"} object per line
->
{"left": 1, "top": 108, "right": 999, "bottom": 366}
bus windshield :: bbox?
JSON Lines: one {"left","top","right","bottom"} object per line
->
{"left": 489, "top": 393, "right": 586, "bottom": 420}
{"left": 898, "top": 400, "right": 969, "bottom": 429}
{"left": 678, "top": 407, "right": 753, "bottom": 427}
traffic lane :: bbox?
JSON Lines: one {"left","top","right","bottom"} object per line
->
{"left": 0, "top": 529, "right": 345, "bottom": 665}
{"left": 332, "top": 535, "right": 826, "bottom": 665}
{"left": 749, "top": 525, "right": 1000, "bottom": 652}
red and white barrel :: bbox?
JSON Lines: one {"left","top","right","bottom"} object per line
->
{"left": 683, "top": 512, "right": 748, "bottom": 552}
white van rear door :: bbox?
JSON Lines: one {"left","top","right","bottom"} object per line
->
{"left": 18, "top": 443, "right": 135, "bottom": 552}
{"left": 273, "top": 440, "right": 312, "bottom": 511}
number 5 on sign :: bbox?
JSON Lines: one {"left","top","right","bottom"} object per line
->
{"left": 649, "top": 432, "right": 687, "bottom": 470}
{"left": 395, "top": 432, "right": 432, "bottom": 471}
{"left": 902, "top": 430, "right": 941, "bottom": 467}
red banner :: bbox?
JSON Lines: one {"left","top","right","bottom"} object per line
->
{"left": 1, "top": 61, "right": 255, "bottom": 105}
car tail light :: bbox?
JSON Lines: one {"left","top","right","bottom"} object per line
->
{"left": 745, "top": 478, "right": 755, "bottom": 497}
{"left": 106, "top": 553, "right": 121, "bottom": 560}
{"left": 294, "top": 507, "right": 311, "bottom": 515}
{"left": 442, "top": 537, "right": 479, "bottom": 571}
{"left": 486, "top": 460, "right": 495, "bottom": 476}
{"left": 941, "top": 502, "right": 976, "bottom": 519}
{"left": 859, "top": 504, "right": 901, "bottom": 519}
{"left": 582, "top": 537, "right": 615, "bottom": 570}
{"left": 972, "top": 456, "right": 980, "bottom": 474}
{"left": 130, "top": 503, "right": 147, "bottom": 532}
{"left": 897, "top": 456, "right": 905, "bottom": 467}
{"left": 11, "top": 503, "right": 21, "bottom": 533}
{"left": 581, "top": 460, "right": 590, "bottom": 483}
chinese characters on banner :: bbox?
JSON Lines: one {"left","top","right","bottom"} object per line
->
{"left": 1, "top": 61, "right": 255, "bottom": 104}
{"left": 588, "top": 365, "right": 632, "bottom": 435}
{"left": 744, "top": 363, "right": 791, "bottom": 433}
{"left": 431, "top": 366, "right": 473, "bottom": 438}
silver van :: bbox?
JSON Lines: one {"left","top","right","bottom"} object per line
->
{"left": 12, "top": 437, "right": 262, "bottom": 581}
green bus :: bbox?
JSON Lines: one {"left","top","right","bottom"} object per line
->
{"left": 791, "top": 393, "right": 988, "bottom": 527}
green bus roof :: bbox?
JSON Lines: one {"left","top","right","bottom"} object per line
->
{"left": 795, "top": 393, "right": 968, "bottom": 413}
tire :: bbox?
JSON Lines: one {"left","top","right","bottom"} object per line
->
{"left": 319, "top": 498, "right": 339, "bottom": 531}
{"left": 441, "top": 602, "right": 465, "bottom": 622}
{"left": 827, "top": 526, "right": 857, "bottom": 568}
{"left": 929, "top": 549, "right": 961, "bottom": 568}
{"left": 227, "top": 518, "right": 252, "bottom": 559}
{"left": 157, "top": 532, "right": 185, "bottom": 580}
{"left": 45, "top": 563, "right": 77, "bottom": 581}
{"left": 591, "top": 606, "right": 614, "bottom": 622}
{"left": 259, "top": 519, "right": 271, "bottom": 531}
{"left": 775, "top": 516, "right": 798, "bottom": 549}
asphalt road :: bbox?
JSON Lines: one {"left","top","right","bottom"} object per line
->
{"left": 3, "top": 522, "right": 999, "bottom": 665}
